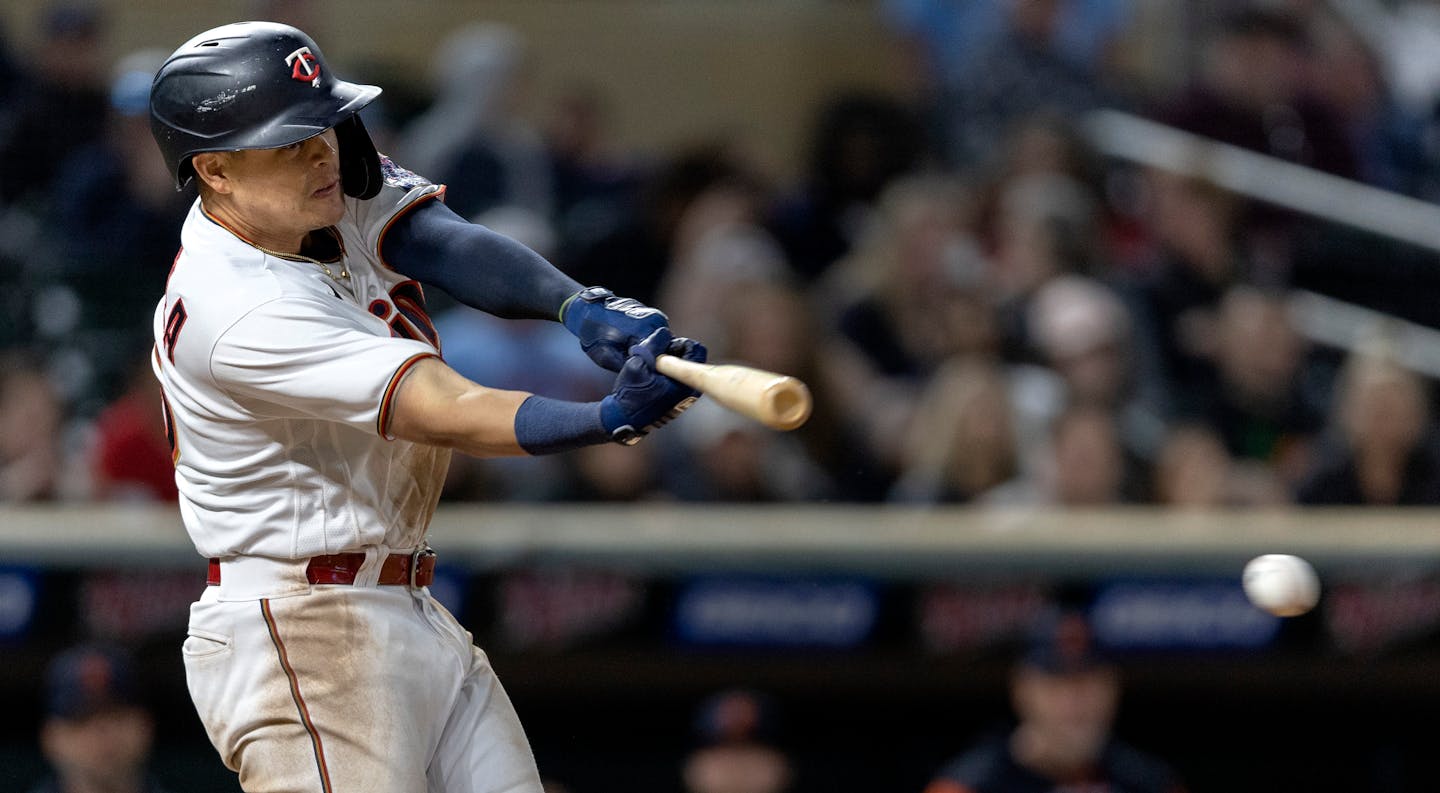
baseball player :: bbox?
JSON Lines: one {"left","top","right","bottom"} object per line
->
{"left": 147, "top": 21, "right": 705, "bottom": 793}
{"left": 923, "top": 611, "right": 1185, "bottom": 793}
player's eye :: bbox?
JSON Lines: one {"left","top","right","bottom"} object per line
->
{"left": 281, "top": 141, "right": 302, "bottom": 152}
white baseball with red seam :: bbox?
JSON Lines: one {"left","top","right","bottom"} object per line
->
{"left": 1242, "top": 554, "right": 1320, "bottom": 617}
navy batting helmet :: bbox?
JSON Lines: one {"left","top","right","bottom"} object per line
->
{"left": 149, "top": 21, "right": 383, "bottom": 199}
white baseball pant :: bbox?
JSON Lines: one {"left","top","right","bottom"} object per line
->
{"left": 182, "top": 555, "right": 543, "bottom": 793}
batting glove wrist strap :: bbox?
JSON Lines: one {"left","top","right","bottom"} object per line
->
{"left": 561, "top": 286, "right": 670, "bottom": 373}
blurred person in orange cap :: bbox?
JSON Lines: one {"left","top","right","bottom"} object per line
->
{"left": 30, "top": 643, "right": 174, "bottom": 793}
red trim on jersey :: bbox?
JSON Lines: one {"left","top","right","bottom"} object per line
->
{"left": 165, "top": 248, "right": 183, "bottom": 291}
{"left": 201, "top": 206, "right": 262, "bottom": 247}
{"left": 375, "top": 186, "right": 447, "bottom": 272}
{"left": 261, "top": 599, "right": 334, "bottom": 793}
{"left": 377, "top": 352, "right": 439, "bottom": 439}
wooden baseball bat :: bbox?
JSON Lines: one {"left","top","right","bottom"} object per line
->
{"left": 656, "top": 355, "right": 813, "bottom": 431}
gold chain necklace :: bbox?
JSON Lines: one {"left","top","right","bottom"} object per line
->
{"left": 254, "top": 244, "right": 350, "bottom": 281}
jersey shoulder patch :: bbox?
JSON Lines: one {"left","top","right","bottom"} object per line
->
{"left": 378, "top": 155, "right": 431, "bottom": 189}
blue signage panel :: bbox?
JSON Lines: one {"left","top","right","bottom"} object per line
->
{"left": 673, "top": 576, "right": 879, "bottom": 649}
{"left": 1090, "top": 578, "right": 1281, "bottom": 651}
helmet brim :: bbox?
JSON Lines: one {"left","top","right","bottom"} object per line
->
{"left": 171, "top": 78, "right": 380, "bottom": 186}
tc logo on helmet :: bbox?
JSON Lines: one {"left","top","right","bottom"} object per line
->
{"left": 285, "top": 47, "right": 321, "bottom": 87}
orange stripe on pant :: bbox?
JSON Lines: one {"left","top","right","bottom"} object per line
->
{"left": 261, "top": 598, "right": 334, "bottom": 793}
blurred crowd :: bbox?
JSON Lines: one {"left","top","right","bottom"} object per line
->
{"left": 6, "top": 0, "right": 1440, "bottom": 509}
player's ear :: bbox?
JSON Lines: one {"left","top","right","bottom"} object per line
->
{"left": 191, "top": 152, "right": 233, "bottom": 194}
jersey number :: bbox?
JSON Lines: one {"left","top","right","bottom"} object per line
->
{"left": 368, "top": 281, "right": 439, "bottom": 349}
{"left": 162, "top": 300, "right": 188, "bottom": 363}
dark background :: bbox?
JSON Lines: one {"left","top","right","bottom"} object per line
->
{"left": 2, "top": 563, "right": 1438, "bottom": 793}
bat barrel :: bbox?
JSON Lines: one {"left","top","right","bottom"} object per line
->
{"left": 761, "top": 378, "right": 813, "bottom": 431}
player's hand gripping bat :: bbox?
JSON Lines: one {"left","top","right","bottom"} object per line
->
{"left": 655, "top": 355, "right": 813, "bottom": 431}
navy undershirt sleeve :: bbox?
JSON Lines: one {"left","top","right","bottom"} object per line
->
{"left": 513, "top": 395, "right": 611, "bottom": 454}
{"left": 380, "top": 199, "right": 582, "bottom": 321}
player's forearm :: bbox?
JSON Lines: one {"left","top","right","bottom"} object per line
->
{"left": 388, "top": 357, "right": 530, "bottom": 457}
{"left": 381, "top": 199, "right": 581, "bottom": 320}
{"left": 389, "top": 357, "right": 611, "bottom": 457}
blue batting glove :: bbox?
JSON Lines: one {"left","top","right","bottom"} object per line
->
{"left": 561, "top": 286, "right": 671, "bottom": 372}
{"left": 599, "top": 327, "right": 706, "bottom": 445}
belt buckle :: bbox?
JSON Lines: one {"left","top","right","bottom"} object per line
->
{"left": 409, "top": 542, "right": 436, "bottom": 588}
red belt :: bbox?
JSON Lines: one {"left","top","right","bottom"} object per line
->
{"left": 207, "top": 547, "right": 437, "bottom": 587}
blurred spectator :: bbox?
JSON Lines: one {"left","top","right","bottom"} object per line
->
{"left": 566, "top": 142, "right": 762, "bottom": 305}
{"left": 882, "top": 0, "right": 1133, "bottom": 104}
{"left": 1152, "top": 422, "right": 1289, "bottom": 508}
{"left": 1026, "top": 275, "right": 1169, "bottom": 458}
{"left": 990, "top": 404, "right": 1141, "bottom": 507}
{"left": 768, "top": 93, "right": 928, "bottom": 281}
{"left": 663, "top": 398, "right": 834, "bottom": 503}
{"left": 822, "top": 174, "right": 988, "bottom": 474}
{"left": 1305, "top": 15, "right": 1435, "bottom": 197}
{"left": 1154, "top": 8, "right": 1358, "bottom": 180}
{"left": 557, "top": 442, "right": 664, "bottom": 502}
{"left": 996, "top": 113, "right": 1098, "bottom": 186}
{"left": 1195, "top": 286, "right": 1326, "bottom": 481}
{"left": 1296, "top": 350, "right": 1440, "bottom": 505}
{"left": 889, "top": 359, "right": 1024, "bottom": 504}
{"left": 544, "top": 81, "right": 645, "bottom": 263}
{"left": 1047, "top": 405, "right": 1136, "bottom": 506}
{"left": 42, "top": 49, "right": 190, "bottom": 406}
{"left": 88, "top": 356, "right": 176, "bottom": 502}
{"left": 989, "top": 172, "right": 1102, "bottom": 358}
{"left": 1132, "top": 172, "right": 1247, "bottom": 402}
{"left": 683, "top": 688, "right": 793, "bottom": 793}
{"left": 397, "top": 23, "right": 552, "bottom": 219}
{"left": 1331, "top": 0, "right": 1440, "bottom": 122}
{"left": 923, "top": 609, "right": 1185, "bottom": 793}
{"left": 31, "top": 643, "right": 172, "bottom": 793}
{"left": 981, "top": 114, "right": 1118, "bottom": 272}
{"left": 656, "top": 222, "right": 788, "bottom": 349}
{"left": 0, "top": 3, "right": 110, "bottom": 209}
{"left": 0, "top": 355, "right": 66, "bottom": 502}
{"left": 1152, "top": 423, "right": 1232, "bottom": 508}
{"left": 918, "top": 0, "right": 1112, "bottom": 170}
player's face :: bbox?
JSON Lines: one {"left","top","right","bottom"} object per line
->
{"left": 41, "top": 707, "right": 154, "bottom": 779}
{"left": 211, "top": 128, "right": 346, "bottom": 251}
{"left": 1011, "top": 666, "right": 1119, "bottom": 767}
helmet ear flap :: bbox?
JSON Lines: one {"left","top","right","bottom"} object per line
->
{"left": 335, "top": 114, "right": 382, "bottom": 200}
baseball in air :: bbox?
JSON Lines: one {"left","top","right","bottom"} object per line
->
{"left": 1242, "top": 554, "right": 1320, "bottom": 617}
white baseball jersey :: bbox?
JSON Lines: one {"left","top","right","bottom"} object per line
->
{"left": 153, "top": 158, "right": 450, "bottom": 560}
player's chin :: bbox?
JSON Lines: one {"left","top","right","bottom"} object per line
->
{"left": 309, "top": 183, "right": 346, "bottom": 222}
